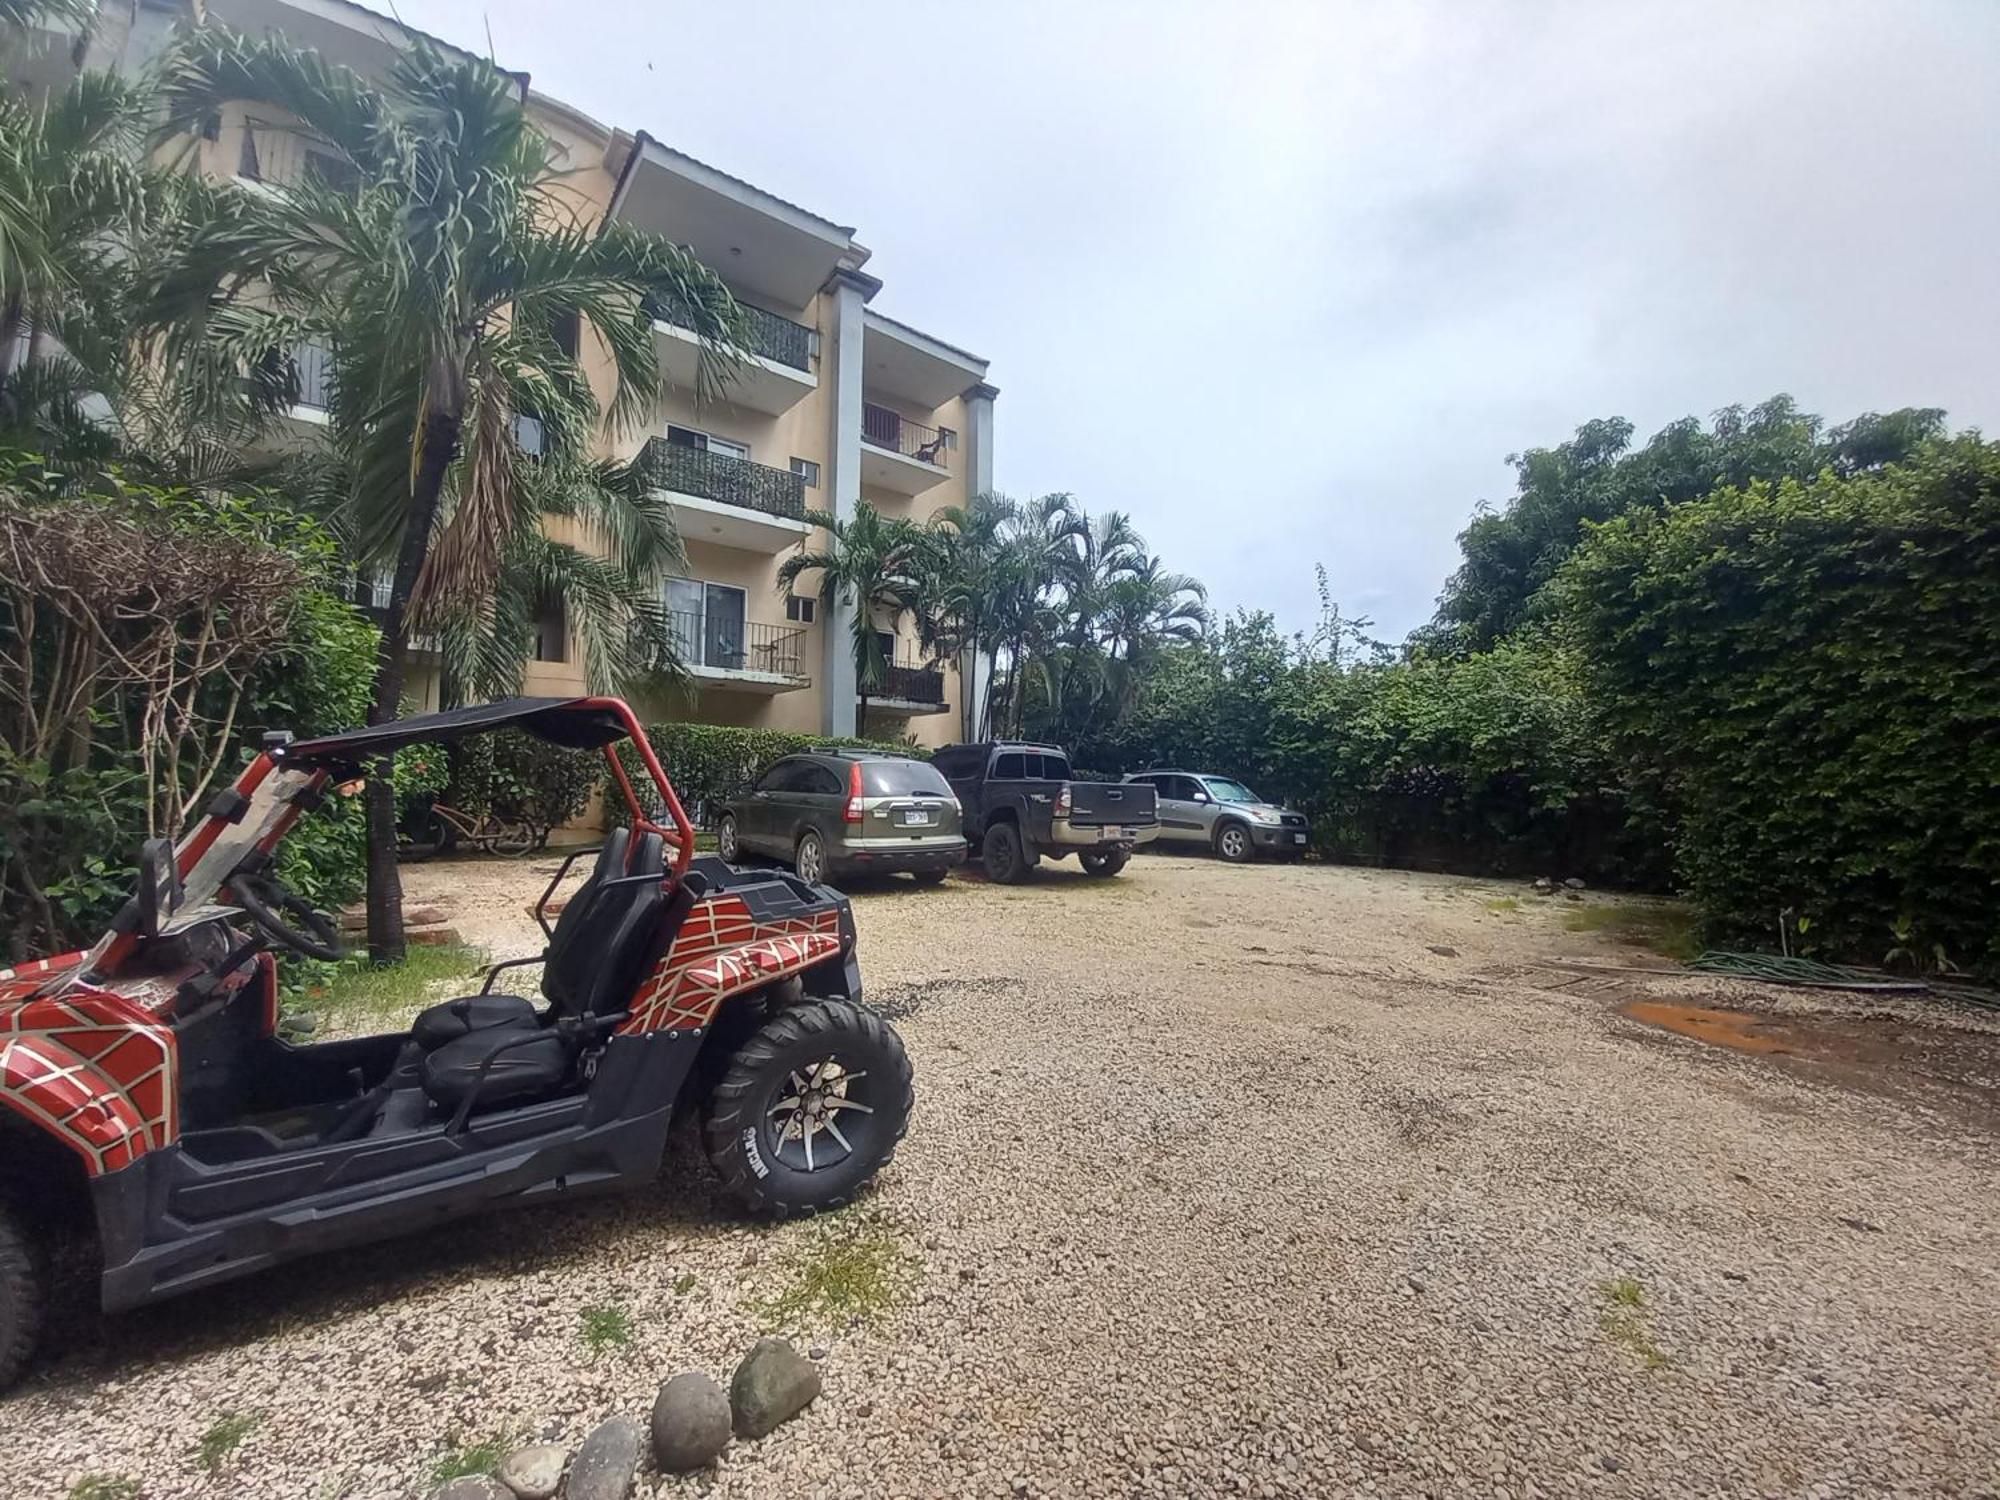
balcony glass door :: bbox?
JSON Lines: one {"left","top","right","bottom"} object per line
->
{"left": 666, "top": 580, "right": 747, "bottom": 671}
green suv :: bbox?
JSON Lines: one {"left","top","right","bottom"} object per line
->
{"left": 716, "top": 749, "right": 966, "bottom": 885}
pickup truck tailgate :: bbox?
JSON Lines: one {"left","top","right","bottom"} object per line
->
{"left": 1068, "top": 780, "right": 1156, "bottom": 827}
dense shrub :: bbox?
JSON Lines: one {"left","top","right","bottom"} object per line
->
{"left": 0, "top": 456, "right": 379, "bottom": 956}
{"left": 1092, "top": 615, "right": 1664, "bottom": 884}
{"left": 447, "top": 729, "right": 600, "bottom": 846}
{"left": 1562, "top": 435, "right": 2000, "bottom": 972}
{"left": 613, "top": 723, "right": 926, "bottom": 829}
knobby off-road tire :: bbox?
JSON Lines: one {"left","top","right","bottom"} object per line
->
{"left": 982, "top": 822, "right": 1032, "bottom": 883}
{"left": 1214, "top": 820, "right": 1254, "bottom": 863}
{"left": 0, "top": 1200, "right": 47, "bottom": 1394}
{"left": 703, "top": 998, "right": 913, "bottom": 1219}
{"left": 1078, "top": 849, "right": 1129, "bottom": 877}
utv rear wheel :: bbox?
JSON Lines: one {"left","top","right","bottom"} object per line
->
{"left": 982, "top": 823, "right": 1032, "bottom": 883}
{"left": 1079, "top": 849, "right": 1128, "bottom": 877}
{"left": 1215, "top": 821, "right": 1253, "bottom": 863}
{"left": 0, "top": 1202, "right": 47, "bottom": 1394}
{"left": 703, "top": 998, "right": 913, "bottom": 1218}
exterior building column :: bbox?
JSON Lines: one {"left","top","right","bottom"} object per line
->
{"left": 819, "top": 266, "right": 879, "bottom": 737}
{"left": 960, "top": 382, "right": 999, "bottom": 739}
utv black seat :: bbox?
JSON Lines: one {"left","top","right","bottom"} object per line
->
{"left": 419, "top": 833, "right": 672, "bottom": 1116}
{"left": 410, "top": 828, "right": 631, "bottom": 1049}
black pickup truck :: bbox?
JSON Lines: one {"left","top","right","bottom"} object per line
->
{"left": 931, "top": 741, "right": 1159, "bottom": 882}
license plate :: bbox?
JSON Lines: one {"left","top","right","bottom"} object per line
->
{"left": 899, "top": 810, "right": 933, "bottom": 827}
{"left": 1099, "top": 826, "right": 1126, "bottom": 841}
{"left": 1293, "top": 832, "right": 1307, "bottom": 845}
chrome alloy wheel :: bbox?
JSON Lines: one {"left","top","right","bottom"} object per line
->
{"left": 766, "top": 1058, "right": 873, "bottom": 1172}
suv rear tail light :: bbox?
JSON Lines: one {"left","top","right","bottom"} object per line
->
{"left": 844, "top": 762, "right": 865, "bottom": 823}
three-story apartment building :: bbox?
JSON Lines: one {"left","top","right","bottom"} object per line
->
{"left": 34, "top": 0, "right": 996, "bottom": 746}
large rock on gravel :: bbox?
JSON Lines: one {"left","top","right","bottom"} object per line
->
{"left": 496, "top": 1444, "right": 567, "bottom": 1500}
{"left": 730, "top": 1336, "right": 822, "bottom": 1438}
{"left": 652, "top": 1371, "right": 731, "bottom": 1470}
{"left": 431, "top": 1479, "right": 509, "bottom": 1500}
{"left": 564, "top": 1416, "right": 643, "bottom": 1500}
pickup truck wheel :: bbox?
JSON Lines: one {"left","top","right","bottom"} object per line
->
{"left": 703, "top": 998, "right": 914, "bottom": 1219}
{"left": 1214, "top": 821, "right": 1254, "bottom": 863}
{"left": 0, "top": 1201, "right": 47, "bottom": 1394}
{"left": 982, "top": 823, "right": 1032, "bottom": 883}
{"left": 1078, "top": 849, "right": 1129, "bottom": 877}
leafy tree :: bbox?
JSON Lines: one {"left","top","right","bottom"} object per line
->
{"left": 1427, "top": 396, "right": 1947, "bottom": 652}
{"left": 156, "top": 28, "right": 743, "bottom": 958}
{"left": 778, "top": 501, "right": 924, "bottom": 730}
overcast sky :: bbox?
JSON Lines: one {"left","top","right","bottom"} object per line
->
{"left": 405, "top": 0, "right": 2000, "bottom": 642}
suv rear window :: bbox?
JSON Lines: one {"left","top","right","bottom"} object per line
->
{"left": 861, "top": 761, "right": 952, "bottom": 797}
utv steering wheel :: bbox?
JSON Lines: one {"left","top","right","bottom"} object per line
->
{"left": 226, "top": 873, "right": 345, "bottom": 962}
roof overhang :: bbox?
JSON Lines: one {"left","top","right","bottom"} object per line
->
{"left": 861, "top": 310, "right": 989, "bottom": 411}
{"left": 199, "top": 0, "right": 506, "bottom": 83}
{"left": 607, "top": 132, "right": 854, "bottom": 310}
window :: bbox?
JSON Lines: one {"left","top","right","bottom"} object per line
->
{"left": 666, "top": 579, "right": 746, "bottom": 670}
{"left": 790, "top": 457, "right": 820, "bottom": 488}
{"left": 513, "top": 412, "right": 546, "bottom": 458}
{"left": 533, "top": 593, "right": 566, "bottom": 663}
{"left": 1202, "top": 777, "right": 1259, "bottom": 803}
{"left": 862, "top": 761, "right": 952, "bottom": 797}
{"left": 803, "top": 764, "right": 843, "bottom": 796}
{"left": 550, "top": 310, "right": 580, "bottom": 359}
{"left": 993, "top": 752, "right": 1025, "bottom": 780}
{"left": 785, "top": 594, "right": 817, "bottom": 624}
{"left": 665, "top": 425, "right": 748, "bottom": 461}
{"left": 874, "top": 630, "right": 896, "bottom": 664}
{"left": 754, "top": 759, "right": 802, "bottom": 794}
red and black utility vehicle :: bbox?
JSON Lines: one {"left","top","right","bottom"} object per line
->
{"left": 0, "top": 697, "right": 911, "bottom": 1392}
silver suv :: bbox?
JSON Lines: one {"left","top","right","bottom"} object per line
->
{"left": 1122, "top": 770, "right": 1310, "bottom": 862}
{"left": 717, "top": 750, "right": 965, "bottom": 885}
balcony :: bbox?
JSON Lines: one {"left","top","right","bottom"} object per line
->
{"left": 859, "top": 402, "right": 954, "bottom": 497}
{"left": 670, "top": 610, "right": 810, "bottom": 695}
{"left": 640, "top": 436, "right": 810, "bottom": 553}
{"left": 649, "top": 294, "right": 817, "bottom": 415}
{"left": 867, "top": 658, "right": 949, "bottom": 715}
{"left": 238, "top": 119, "right": 360, "bottom": 196}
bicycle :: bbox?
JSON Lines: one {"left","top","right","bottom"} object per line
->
{"left": 396, "top": 800, "right": 537, "bottom": 861}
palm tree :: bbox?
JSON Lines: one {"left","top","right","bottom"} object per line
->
{"left": 916, "top": 491, "right": 1016, "bottom": 739}
{"left": 778, "top": 502, "right": 924, "bottom": 731}
{"left": 983, "top": 492, "right": 1087, "bottom": 737}
{"left": 1100, "top": 554, "right": 1207, "bottom": 718}
{"left": 155, "top": 28, "right": 744, "bottom": 959}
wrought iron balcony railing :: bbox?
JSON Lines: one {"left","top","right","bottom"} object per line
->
{"left": 668, "top": 609, "right": 808, "bottom": 680}
{"left": 647, "top": 294, "right": 815, "bottom": 373}
{"left": 640, "top": 437, "right": 807, "bottom": 523}
{"left": 861, "top": 402, "right": 953, "bottom": 467}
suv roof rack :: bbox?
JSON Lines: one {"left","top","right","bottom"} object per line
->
{"left": 805, "top": 744, "right": 914, "bottom": 759}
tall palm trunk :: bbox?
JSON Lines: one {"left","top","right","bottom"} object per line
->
{"left": 364, "top": 380, "right": 463, "bottom": 962}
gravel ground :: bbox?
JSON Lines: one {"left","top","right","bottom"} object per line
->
{"left": 8, "top": 855, "right": 1999, "bottom": 1499}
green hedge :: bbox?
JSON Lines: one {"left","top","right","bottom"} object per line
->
{"left": 612, "top": 722, "right": 927, "bottom": 828}
{"left": 1562, "top": 435, "right": 2000, "bottom": 973}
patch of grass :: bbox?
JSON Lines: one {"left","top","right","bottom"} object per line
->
{"left": 308, "top": 943, "right": 489, "bottom": 1029}
{"left": 578, "top": 1301, "right": 635, "bottom": 1356}
{"left": 1598, "top": 1278, "right": 1671, "bottom": 1369}
{"left": 194, "top": 1412, "right": 260, "bottom": 1473}
{"left": 672, "top": 1272, "right": 697, "bottom": 1295}
{"left": 754, "top": 1215, "right": 918, "bottom": 1330}
{"left": 1484, "top": 896, "right": 1522, "bottom": 913}
{"left": 69, "top": 1478, "right": 141, "bottom": 1500}
{"left": 1564, "top": 901, "right": 1699, "bottom": 962}
{"left": 426, "top": 1432, "right": 513, "bottom": 1487}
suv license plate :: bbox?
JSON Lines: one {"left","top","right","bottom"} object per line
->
{"left": 900, "top": 810, "right": 933, "bottom": 827}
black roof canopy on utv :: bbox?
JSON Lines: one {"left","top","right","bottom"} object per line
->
{"left": 276, "top": 696, "right": 632, "bottom": 771}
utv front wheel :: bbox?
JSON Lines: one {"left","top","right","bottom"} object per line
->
{"left": 703, "top": 999, "right": 913, "bottom": 1219}
{"left": 0, "top": 1201, "right": 48, "bottom": 1394}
